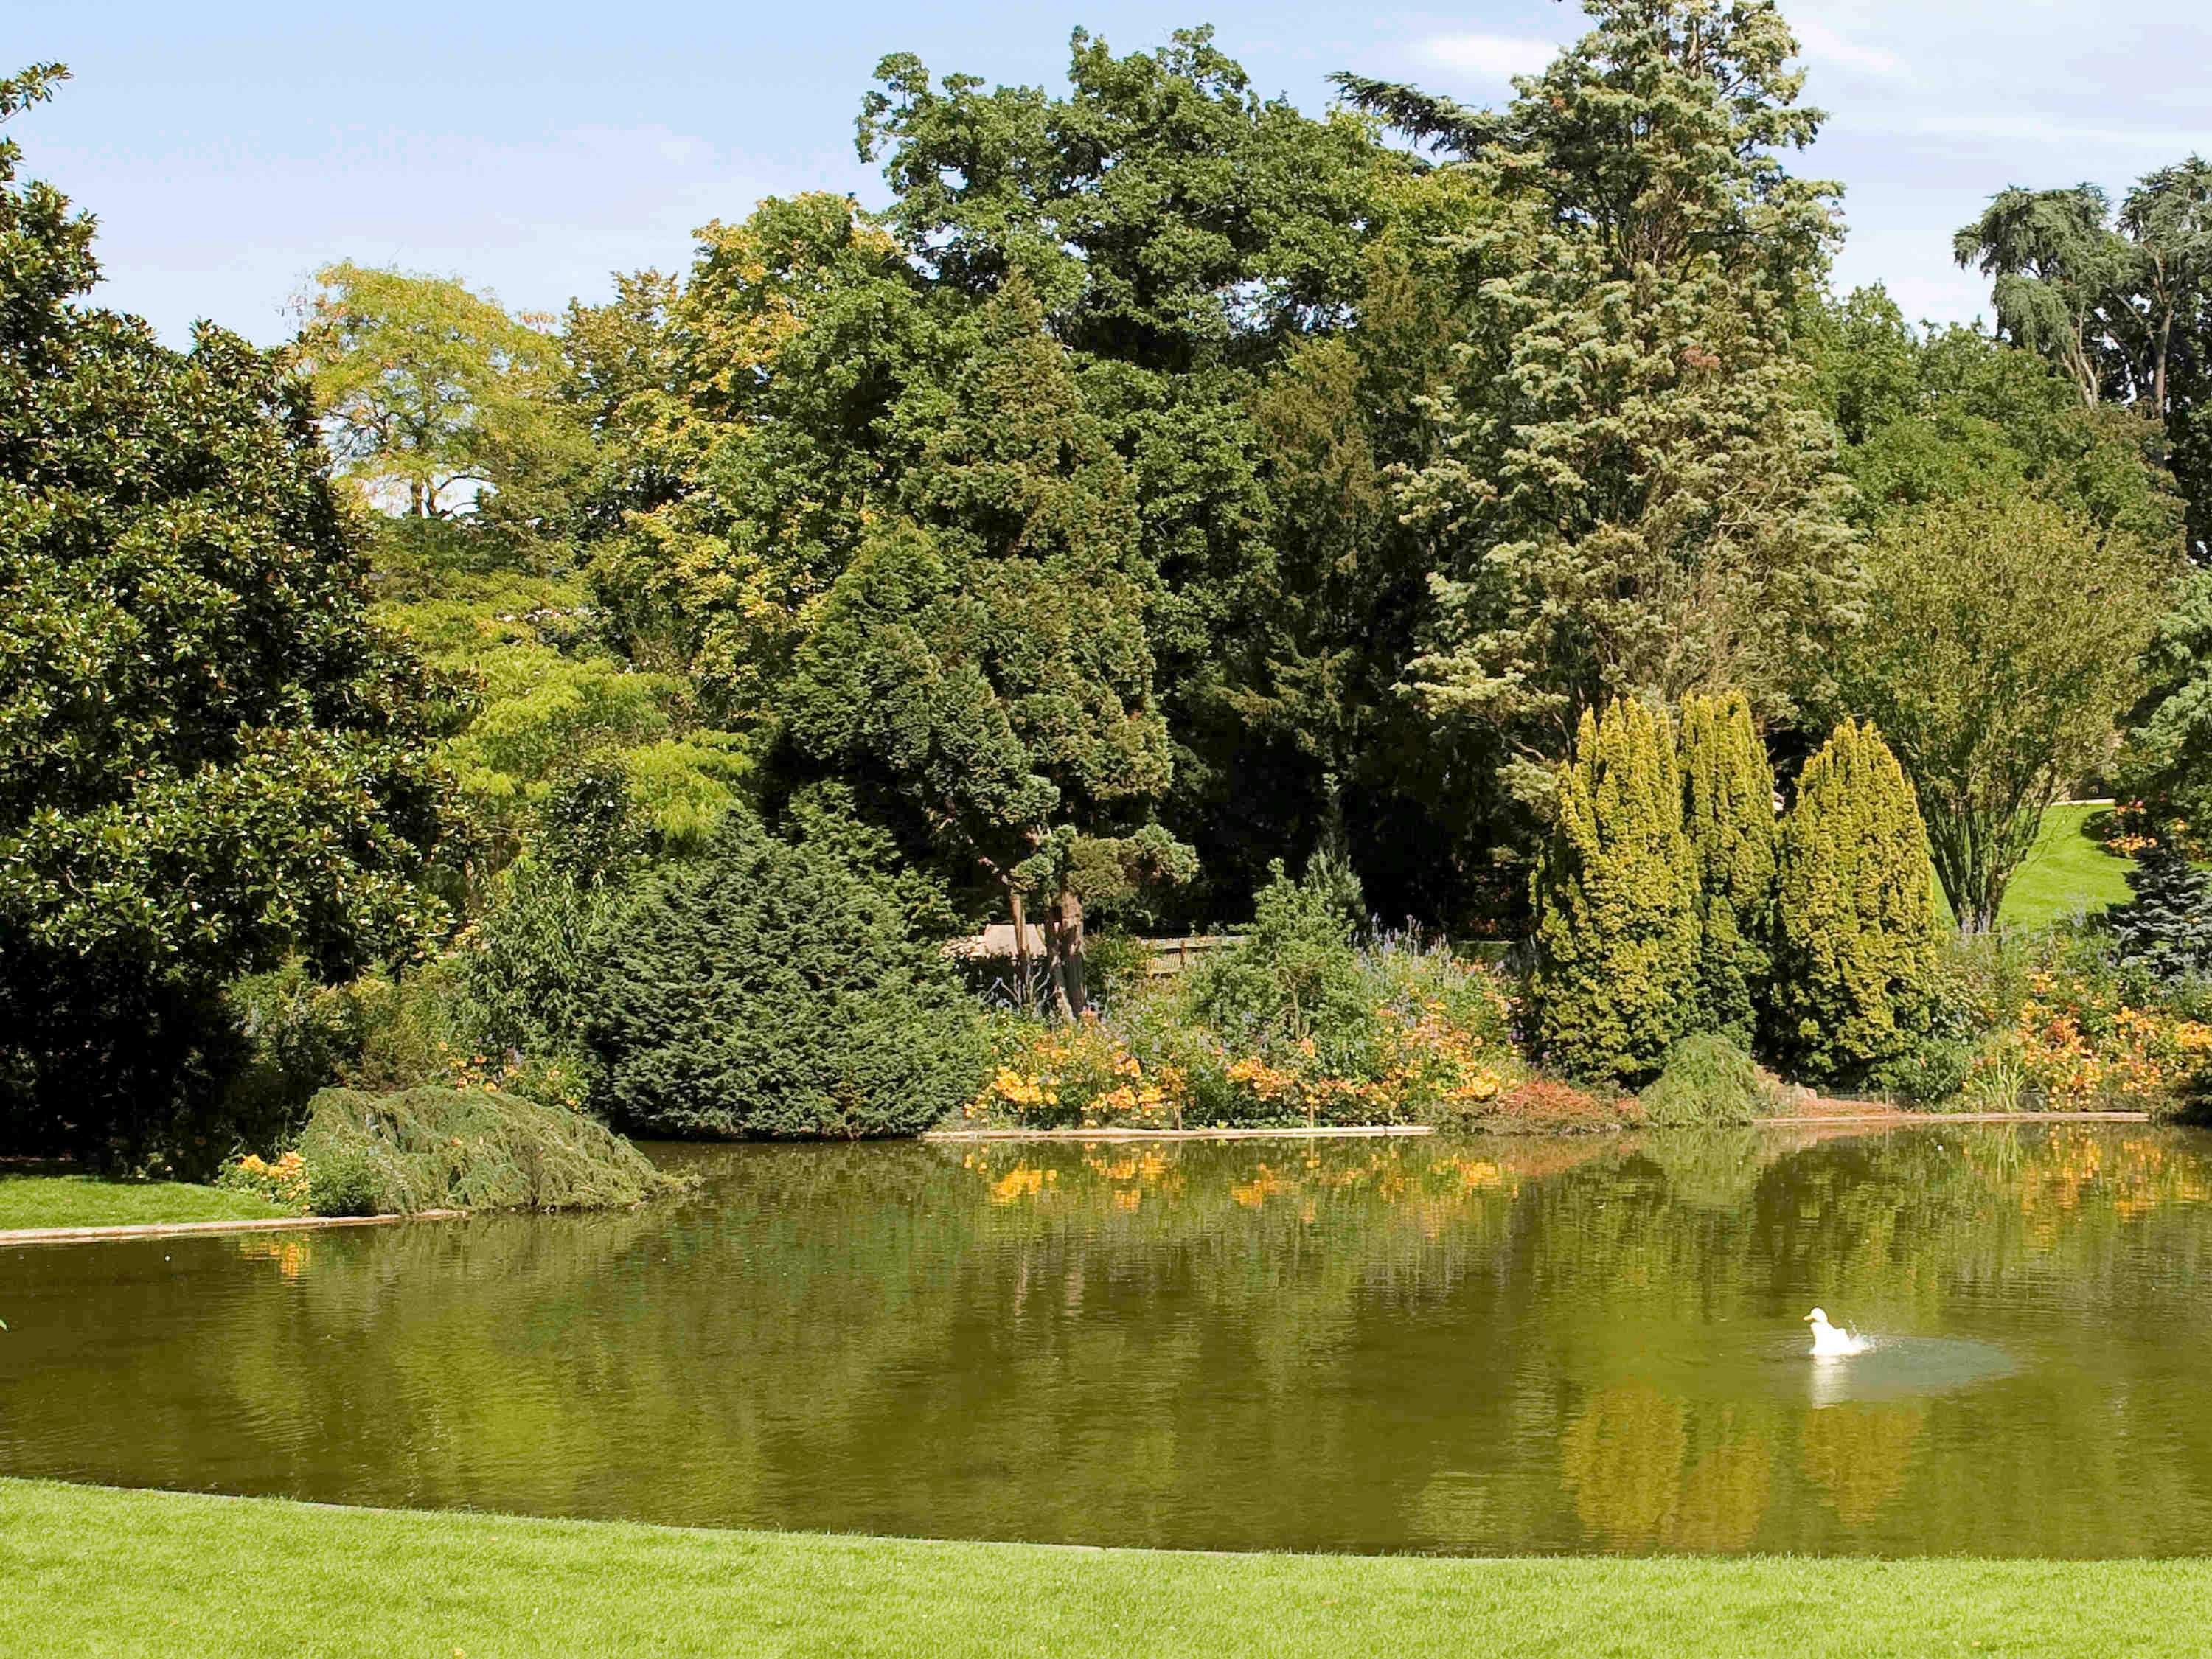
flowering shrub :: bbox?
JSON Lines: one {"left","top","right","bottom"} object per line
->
{"left": 967, "top": 938, "right": 1530, "bottom": 1130}
{"left": 1997, "top": 969, "right": 2212, "bottom": 1112}
{"left": 218, "top": 1150, "right": 311, "bottom": 1211}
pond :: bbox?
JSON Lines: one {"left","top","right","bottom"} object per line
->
{"left": 4, "top": 1123, "right": 2212, "bottom": 1556}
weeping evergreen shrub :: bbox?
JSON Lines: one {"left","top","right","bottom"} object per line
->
{"left": 1767, "top": 720, "right": 1938, "bottom": 1080}
{"left": 1678, "top": 692, "right": 1776, "bottom": 1048}
{"left": 1529, "top": 700, "right": 1699, "bottom": 1085}
{"left": 1638, "top": 1033, "right": 1771, "bottom": 1127}
{"left": 296, "top": 1086, "right": 672, "bottom": 1215}
{"left": 585, "top": 817, "right": 986, "bottom": 1138}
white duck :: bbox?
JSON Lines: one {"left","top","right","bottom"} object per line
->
{"left": 1804, "top": 1307, "right": 1871, "bottom": 1357}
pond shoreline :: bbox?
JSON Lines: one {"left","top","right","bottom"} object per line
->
{"left": 0, "top": 1208, "right": 465, "bottom": 1250}
{"left": 928, "top": 1108, "right": 2152, "bottom": 1144}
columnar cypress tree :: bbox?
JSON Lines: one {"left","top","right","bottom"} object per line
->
{"left": 1530, "top": 700, "right": 1700, "bottom": 1084}
{"left": 1679, "top": 692, "right": 1778, "bottom": 1048}
{"left": 1768, "top": 720, "right": 1938, "bottom": 1080}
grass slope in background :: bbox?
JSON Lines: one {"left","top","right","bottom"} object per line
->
{"left": 3, "top": 1480, "right": 2209, "bottom": 1659}
{"left": 1928, "top": 802, "right": 2138, "bottom": 933}
{"left": 0, "top": 1175, "right": 291, "bottom": 1231}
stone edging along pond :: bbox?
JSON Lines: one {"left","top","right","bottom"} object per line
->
{"left": 0, "top": 1209, "right": 465, "bottom": 1251}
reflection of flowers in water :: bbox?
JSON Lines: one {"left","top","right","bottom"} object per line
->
{"left": 233, "top": 1236, "right": 316, "bottom": 1280}
{"left": 1801, "top": 1402, "right": 1924, "bottom": 1526}
{"left": 1560, "top": 1380, "right": 1688, "bottom": 1547}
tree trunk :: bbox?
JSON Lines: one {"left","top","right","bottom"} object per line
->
{"left": 1009, "top": 888, "right": 1035, "bottom": 1014}
{"left": 1045, "top": 885, "right": 1088, "bottom": 1021}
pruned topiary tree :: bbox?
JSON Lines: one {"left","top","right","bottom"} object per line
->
{"left": 1529, "top": 699, "right": 1699, "bottom": 1085}
{"left": 1767, "top": 720, "right": 1938, "bottom": 1080}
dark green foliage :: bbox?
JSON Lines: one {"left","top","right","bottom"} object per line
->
{"left": 293, "top": 1086, "right": 672, "bottom": 1216}
{"left": 1529, "top": 701, "right": 1699, "bottom": 1085}
{"left": 2108, "top": 844, "right": 2212, "bottom": 982}
{"left": 1768, "top": 720, "right": 1938, "bottom": 1080}
{"left": 0, "top": 71, "right": 453, "bottom": 1166}
{"left": 586, "top": 818, "right": 986, "bottom": 1138}
{"left": 462, "top": 858, "right": 613, "bottom": 1067}
{"left": 214, "top": 961, "right": 375, "bottom": 1148}
{"left": 1678, "top": 692, "right": 1777, "bottom": 1048}
{"left": 1638, "top": 1034, "right": 1770, "bottom": 1128}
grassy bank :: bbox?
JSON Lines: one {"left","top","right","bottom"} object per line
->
{"left": 1978, "top": 802, "right": 2137, "bottom": 931}
{"left": 2, "top": 1481, "right": 2208, "bottom": 1658}
{"left": 0, "top": 1175, "right": 292, "bottom": 1231}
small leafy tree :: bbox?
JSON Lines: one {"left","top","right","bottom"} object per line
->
{"left": 1837, "top": 491, "right": 2170, "bottom": 931}
{"left": 1528, "top": 700, "right": 1699, "bottom": 1085}
{"left": 1679, "top": 691, "right": 1777, "bottom": 1047}
{"left": 585, "top": 818, "right": 985, "bottom": 1138}
{"left": 2107, "top": 843, "right": 2212, "bottom": 981}
{"left": 1768, "top": 720, "right": 1938, "bottom": 1080}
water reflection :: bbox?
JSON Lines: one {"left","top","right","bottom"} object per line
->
{"left": 3, "top": 1124, "right": 2212, "bottom": 1555}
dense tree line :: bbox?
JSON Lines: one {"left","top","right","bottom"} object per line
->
{"left": 8, "top": 1, "right": 2212, "bottom": 1160}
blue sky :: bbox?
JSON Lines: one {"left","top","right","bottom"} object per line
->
{"left": 16, "top": 1, "right": 2212, "bottom": 346}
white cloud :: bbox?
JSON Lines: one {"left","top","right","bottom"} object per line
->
{"left": 1793, "top": 18, "right": 1904, "bottom": 77}
{"left": 1413, "top": 33, "right": 1558, "bottom": 80}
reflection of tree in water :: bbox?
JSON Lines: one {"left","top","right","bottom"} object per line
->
{"left": 1669, "top": 1408, "right": 1775, "bottom": 1551}
{"left": 1560, "top": 1380, "right": 1688, "bottom": 1547}
{"left": 1801, "top": 1403, "right": 1925, "bottom": 1527}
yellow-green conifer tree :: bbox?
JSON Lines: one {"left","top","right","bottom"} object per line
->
{"left": 1767, "top": 720, "right": 1938, "bottom": 1079}
{"left": 1679, "top": 692, "right": 1777, "bottom": 1048}
{"left": 1530, "top": 700, "right": 1699, "bottom": 1083}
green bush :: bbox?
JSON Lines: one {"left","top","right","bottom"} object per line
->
{"left": 293, "top": 1086, "right": 674, "bottom": 1215}
{"left": 212, "top": 961, "right": 375, "bottom": 1152}
{"left": 1767, "top": 720, "right": 1938, "bottom": 1082}
{"left": 1186, "top": 855, "right": 1374, "bottom": 1077}
{"left": 1530, "top": 700, "right": 1700, "bottom": 1085}
{"left": 1637, "top": 1034, "right": 1772, "bottom": 1127}
{"left": 2107, "top": 844, "right": 2212, "bottom": 983}
{"left": 586, "top": 818, "right": 987, "bottom": 1138}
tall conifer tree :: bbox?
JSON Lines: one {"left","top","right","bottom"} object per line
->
{"left": 1529, "top": 700, "right": 1698, "bottom": 1083}
{"left": 1768, "top": 720, "right": 1937, "bottom": 1079}
{"left": 1679, "top": 691, "right": 1777, "bottom": 1047}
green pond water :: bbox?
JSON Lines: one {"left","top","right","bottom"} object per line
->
{"left": 4, "top": 1123, "right": 2212, "bottom": 1556}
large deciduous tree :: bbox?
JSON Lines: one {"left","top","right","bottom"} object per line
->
{"left": 779, "top": 281, "right": 1192, "bottom": 1016}
{"left": 0, "top": 67, "right": 453, "bottom": 1164}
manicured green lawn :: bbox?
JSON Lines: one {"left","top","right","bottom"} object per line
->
{"left": 1929, "top": 802, "right": 2139, "bottom": 933}
{"left": 3, "top": 1480, "right": 2209, "bottom": 1658}
{"left": 0, "top": 1174, "right": 291, "bottom": 1231}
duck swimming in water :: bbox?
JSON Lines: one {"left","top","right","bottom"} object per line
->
{"left": 1804, "top": 1307, "right": 1871, "bottom": 1357}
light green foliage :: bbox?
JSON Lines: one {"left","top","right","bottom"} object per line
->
{"left": 1637, "top": 1033, "right": 1771, "bottom": 1127}
{"left": 585, "top": 818, "right": 986, "bottom": 1139}
{"left": 1353, "top": 1, "right": 1854, "bottom": 798}
{"left": 1837, "top": 493, "right": 2169, "bottom": 931}
{"left": 299, "top": 262, "right": 585, "bottom": 523}
{"left": 0, "top": 71, "right": 453, "bottom": 1168}
{"left": 291, "top": 1086, "right": 671, "bottom": 1216}
{"left": 1769, "top": 720, "right": 1938, "bottom": 1080}
{"left": 1529, "top": 701, "right": 1700, "bottom": 1085}
{"left": 1677, "top": 692, "right": 1777, "bottom": 1046}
